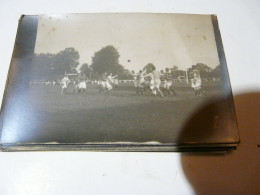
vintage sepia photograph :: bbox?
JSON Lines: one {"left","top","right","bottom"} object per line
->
{"left": 0, "top": 13, "right": 239, "bottom": 151}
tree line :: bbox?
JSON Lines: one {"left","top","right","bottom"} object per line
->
{"left": 32, "top": 45, "right": 222, "bottom": 80}
{"left": 32, "top": 47, "right": 79, "bottom": 80}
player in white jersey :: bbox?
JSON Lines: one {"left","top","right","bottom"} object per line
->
{"left": 99, "top": 73, "right": 117, "bottom": 93}
{"left": 107, "top": 73, "right": 118, "bottom": 90}
{"left": 75, "top": 73, "right": 88, "bottom": 94}
{"left": 191, "top": 71, "right": 205, "bottom": 96}
{"left": 131, "top": 70, "right": 139, "bottom": 92}
{"left": 99, "top": 73, "right": 108, "bottom": 93}
{"left": 131, "top": 69, "right": 146, "bottom": 94}
{"left": 113, "top": 78, "right": 119, "bottom": 88}
{"left": 144, "top": 67, "right": 164, "bottom": 97}
{"left": 61, "top": 75, "right": 70, "bottom": 94}
{"left": 138, "top": 69, "right": 146, "bottom": 86}
{"left": 137, "top": 69, "right": 147, "bottom": 94}
{"left": 161, "top": 72, "right": 176, "bottom": 96}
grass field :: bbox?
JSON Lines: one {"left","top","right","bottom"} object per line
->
{"left": 17, "top": 83, "right": 224, "bottom": 144}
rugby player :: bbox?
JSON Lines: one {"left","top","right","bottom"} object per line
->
{"left": 191, "top": 72, "right": 202, "bottom": 96}
{"left": 61, "top": 75, "right": 70, "bottom": 95}
{"left": 144, "top": 67, "right": 164, "bottom": 98}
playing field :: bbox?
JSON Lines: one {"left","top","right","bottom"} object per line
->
{"left": 19, "top": 84, "right": 223, "bottom": 144}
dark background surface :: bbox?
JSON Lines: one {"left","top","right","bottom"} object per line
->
{"left": 181, "top": 92, "right": 260, "bottom": 194}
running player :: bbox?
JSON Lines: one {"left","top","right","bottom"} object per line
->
{"left": 131, "top": 69, "right": 146, "bottom": 94}
{"left": 191, "top": 71, "right": 203, "bottom": 96}
{"left": 161, "top": 72, "right": 176, "bottom": 96}
{"left": 61, "top": 74, "right": 70, "bottom": 95}
{"left": 113, "top": 78, "right": 119, "bottom": 88}
{"left": 131, "top": 70, "right": 139, "bottom": 94}
{"left": 106, "top": 73, "right": 118, "bottom": 90}
{"left": 137, "top": 69, "right": 147, "bottom": 94}
{"left": 144, "top": 66, "right": 164, "bottom": 97}
{"left": 99, "top": 73, "right": 118, "bottom": 93}
{"left": 77, "top": 73, "right": 88, "bottom": 94}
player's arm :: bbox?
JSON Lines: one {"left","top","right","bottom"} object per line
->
{"left": 111, "top": 75, "right": 118, "bottom": 79}
{"left": 143, "top": 73, "right": 151, "bottom": 78}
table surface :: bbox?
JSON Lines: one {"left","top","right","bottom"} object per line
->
{"left": 0, "top": 0, "right": 259, "bottom": 194}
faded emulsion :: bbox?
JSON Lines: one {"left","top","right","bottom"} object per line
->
{"left": 0, "top": 14, "right": 239, "bottom": 152}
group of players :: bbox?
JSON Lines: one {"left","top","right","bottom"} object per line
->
{"left": 60, "top": 66, "right": 205, "bottom": 97}
{"left": 131, "top": 66, "right": 205, "bottom": 98}
{"left": 60, "top": 72, "right": 119, "bottom": 95}
{"left": 60, "top": 73, "right": 88, "bottom": 94}
{"left": 132, "top": 67, "right": 174, "bottom": 98}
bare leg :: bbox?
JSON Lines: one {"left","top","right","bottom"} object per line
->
{"left": 140, "top": 88, "right": 144, "bottom": 95}
{"left": 82, "top": 89, "right": 86, "bottom": 94}
{"left": 170, "top": 87, "right": 176, "bottom": 96}
{"left": 157, "top": 88, "right": 164, "bottom": 98}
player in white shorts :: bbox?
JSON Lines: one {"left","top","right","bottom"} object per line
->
{"left": 113, "top": 78, "right": 119, "bottom": 88}
{"left": 99, "top": 73, "right": 107, "bottom": 93}
{"left": 161, "top": 72, "right": 176, "bottom": 96}
{"left": 191, "top": 71, "right": 203, "bottom": 96}
{"left": 106, "top": 73, "right": 117, "bottom": 90}
{"left": 131, "top": 71, "right": 139, "bottom": 88}
{"left": 99, "top": 73, "right": 117, "bottom": 93}
{"left": 131, "top": 69, "right": 146, "bottom": 94}
{"left": 61, "top": 75, "right": 70, "bottom": 94}
{"left": 76, "top": 73, "right": 88, "bottom": 94}
{"left": 144, "top": 67, "right": 164, "bottom": 97}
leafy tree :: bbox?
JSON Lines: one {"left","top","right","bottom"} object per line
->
{"left": 80, "top": 63, "right": 91, "bottom": 77}
{"left": 171, "top": 65, "right": 179, "bottom": 71}
{"left": 90, "top": 71, "right": 100, "bottom": 80}
{"left": 91, "top": 45, "right": 121, "bottom": 75}
{"left": 53, "top": 47, "right": 80, "bottom": 76}
{"left": 171, "top": 69, "right": 186, "bottom": 79}
{"left": 115, "top": 64, "right": 125, "bottom": 75}
{"left": 170, "top": 65, "right": 185, "bottom": 79}
{"left": 213, "top": 65, "right": 221, "bottom": 78}
{"left": 190, "top": 63, "right": 213, "bottom": 78}
{"left": 32, "top": 47, "right": 80, "bottom": 80}
{"left": 32, "top": 53, "right": 54, "bottom": 79}
{"left": 119, "top": 69, "right": 132, "bottom": 79}
{"left": 192, "top": 63, "right": 212, "bottom": 72}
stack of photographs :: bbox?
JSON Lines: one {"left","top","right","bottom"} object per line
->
{"left": 0, "top": 13, "right": 239, "bottom": 152}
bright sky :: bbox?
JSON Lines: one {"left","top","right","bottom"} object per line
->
{"left": 34, "top": 13, "right": 220, "bottom": 71}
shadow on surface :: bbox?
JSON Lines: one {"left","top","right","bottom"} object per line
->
{"left": 181, "top": 92, "right": 260, "bottom": 194}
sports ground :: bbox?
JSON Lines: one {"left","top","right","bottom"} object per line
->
{"left": 22, "top": 84, "right": 223, "bottom": 144}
